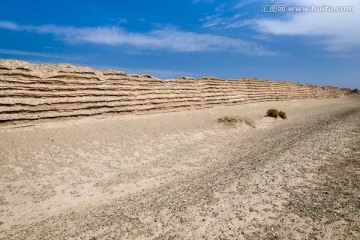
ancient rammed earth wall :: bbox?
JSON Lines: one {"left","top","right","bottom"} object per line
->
{"left": 0, "top": 60, "right": 350, "bottom": 127}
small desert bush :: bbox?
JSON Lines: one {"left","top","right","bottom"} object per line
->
{"left": 278, "top": 111, "right": 287, "bottom": 119}
{"left": 266, "top": 108, "right": 287, "bottom": 119}
{"left": 266, "top": 108, "right": 279, "bottom": 118}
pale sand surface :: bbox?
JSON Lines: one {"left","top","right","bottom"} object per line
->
{"left": 0, "top": 96, "right": 359, "bottom": 239}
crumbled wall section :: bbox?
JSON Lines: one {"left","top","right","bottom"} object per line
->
{"left": 0, "top": 60, "right": 350, "bottom": 126}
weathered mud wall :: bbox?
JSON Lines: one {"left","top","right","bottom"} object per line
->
{"left": 0, "top": 60, "right": 349, "bottom": 126}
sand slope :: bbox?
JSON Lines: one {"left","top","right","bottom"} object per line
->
{"left": 0, "top": 95, "right": 359, "bottom": 239}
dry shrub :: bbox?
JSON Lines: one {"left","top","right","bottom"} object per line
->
{"left": 266, "top": 108, "right": 279, "bottom": 118}
{"left": 266, "top": 108, "right": 287, "bottom": 120}
{"left": 218, "top": 116, "right": 256, "bottom": 128}
{"left": 279, "top": 111, "right": 287, "bottom": 119}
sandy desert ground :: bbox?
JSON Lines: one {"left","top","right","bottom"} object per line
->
{"left": 0, "top": 95, "right": 359, "bottom": 239}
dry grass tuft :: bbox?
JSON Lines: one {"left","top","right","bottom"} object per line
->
{"left": 278, "top": 111, "right": 287, "bottom": 119}
{"left": 266, "top": 108, "right": 279, "bottom": 118}
{"left": 218, "top": 116, "right": 256, "bottom": 128}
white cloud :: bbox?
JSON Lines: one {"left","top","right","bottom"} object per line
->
{"left": 253, "top": 0, "right": 360, "bottom": 52}
{"left": 0, "top": 21, "right": 20, "bottom": 30}
{"left": 199, "top": 0, "right": 360, "bottom": 52}
{"left": 0, "top": 48, "right": 54, "bottom": 58}
{"left": 0, "top": 48, "right": 84, "bottom": 61}
{"left": 200, "top": 13, "right": 246, "bottom": 29}
{"left": 0, "top": 21, "right": 274, "bottom": 56}
{"left": 234, "top": 0, "right": 259, "bottom": 9}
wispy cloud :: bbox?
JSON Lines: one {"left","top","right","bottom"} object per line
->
{"left": 200, "top": 13, "right": 247, "bottom": 29}
{"left": 0, "top": 21, "right": 20, "bottom": 30}
{"left": 200, "top": 0, "right": 360, "bottom": 52}
{"left": 0, "top": 48, "right": 83, "bottom": 61}
{"left": 0, "top": 48, "right": 55, "bottom": 58}
{"left": 253, "top": 0, "right": 360, "bottom": 52}
{"left": 0, "top": 20, "right": 274, "bottom": 56}
{"left": 234, "top": 0, "right": 259, "bottom": 9}
{"left": 199, "top": 0, "right": 258, "bottom": 30}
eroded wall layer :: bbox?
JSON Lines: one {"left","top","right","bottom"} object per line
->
{"left": 0, "top": 60, "right": 349, "bottom": 126}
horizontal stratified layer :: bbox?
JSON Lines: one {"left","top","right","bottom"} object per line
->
{"left": 0, "top": 60, "right": 350, "bottom": 126}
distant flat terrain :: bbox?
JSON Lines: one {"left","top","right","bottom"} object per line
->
{"left": 0, "top": 96, "right": 359, "bottom": 239}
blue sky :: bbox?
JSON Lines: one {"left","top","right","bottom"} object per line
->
{"left": 0, "top": 0, "right": 359, "bottom": 88}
